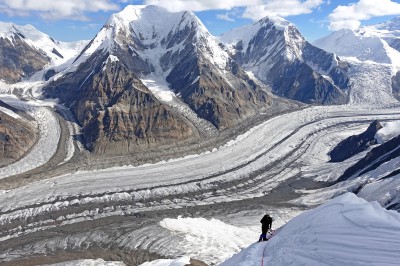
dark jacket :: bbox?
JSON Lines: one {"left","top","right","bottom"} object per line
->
{"left": 260, "top": 214, "right": 273, "bottom": 229}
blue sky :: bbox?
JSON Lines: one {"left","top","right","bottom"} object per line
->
{"left": 0, "top": 0, "right": 400, "bottom": 42}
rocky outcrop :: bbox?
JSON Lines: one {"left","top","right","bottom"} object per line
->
{"left": 221, "top": 17, "right": 350, "bottom": 104}
{"left": 0, "top": 35, "right": 49, "bottom": 83}
{"left": 172, "top": 59, "right": 269, "bottom": 130}
{"left": 0, "top": 101, "right": 37, "bottom": 167}
{"left": 330, "top": 120, "right": 382, "bottom": 162}
{"left": 45, "top": 52, "right": 195, "bottom": 154}
{"left": 337, "top": 132, "right": 400, "bottom": 182}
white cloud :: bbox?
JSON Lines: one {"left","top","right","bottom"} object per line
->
{"left": 0, "top": 0, "right": 119, "bottom": 20}
{"left": 217, "top": 12, "right": 236, "bottom": 22}
{"left": 144, "top": 0, "right": 258, "bottom": 12}
{"left": 243, "top": 0, "right": 324, "bottom": 20}
{"left": 309, "top": 17, "right": 329, "bottom": 29}
{"left": 144, "top": 0, "right": 324, "bottom": 21}
{"left": 329, "top": 0, "right": 400, "bottom": 30}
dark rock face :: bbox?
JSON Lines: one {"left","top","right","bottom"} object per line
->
{"left": 45, "top": 52, "right": 195, "bottom": 155}
{"left": 0, "top": 101, "right": 37, "bottom": 167}
{"left": 392, "top": 71, "right": 400, "bottom": 100}
{"left": 387, "top": 38, "right": 400, "bottom": 52}
{"left": 169, "top": 61, "right": 269, "bottom": 129}
{"left": 44, "top": 69, "right": 56, "bottom": 81}
{"left": 162, "top": 18, "right": 270, "bottom": 129}
{"left": 222, "top": 18, "right": 351, "bottom": 104}
{"left": 338, "top": 132, "right": 400, "bottom": 182}
{"left": 0, "top": 36, "right": 49, "bottom": 83}
{"left": 330, "top": 120, "right": 383, "bottom": 162}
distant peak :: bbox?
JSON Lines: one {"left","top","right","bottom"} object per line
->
{"left": 366, "top": 16, "right": 400, "bottom": 32}
{"left": 113, "top": 4, "right": 171, "bottom": 19}
{"left": 106, "top": 4, "right": 193, "bottom": 28}
{"left": 257, "top": 15, "right": 292, "bottom": 30}
{"left": 0, "top": 21, "right": 41, "bottom": 39}
{"left": 118, "top": 4, "right": 170, "bottom": 15}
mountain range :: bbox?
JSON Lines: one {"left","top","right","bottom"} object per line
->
{"left": 0, "top": 5, "right": 355, "bottom": 155}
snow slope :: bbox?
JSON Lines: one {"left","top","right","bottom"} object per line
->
{"left": 314, "top": 29, "right": 396, "bottom": 64}
{"left": 375, "top": 120, "right": 400, "bottom": 143}
{"left": 314, "top": 16, "right": 400, "bottom": 69}
{"left": 159, "top": 217, "right": 258, "bottom": 264}
{"left": 220, "top": 193, "right": 400, "bottom": 266}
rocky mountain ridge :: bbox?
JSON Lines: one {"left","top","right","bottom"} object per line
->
{"left": 44, "top": 5, "right": 281, "bottom": 154}
{"left": 329, "top": 120, "right": 382, "bottom": 162}
{"left": 0, "top": 5, "right": 365, "bottom": 155}
{"left": 0, "top": 22, "right": 88, "bottom": 83}
{"left": 220, "top": 16, "right": 351, "bottom": 104}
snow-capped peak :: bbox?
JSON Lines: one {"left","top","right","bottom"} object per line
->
{"left": 106, "top": 4, "right": 147, "bottom": 25}
{"left": 220, "top": 15, "right": 292, "bottom": 47}
{"left": 4, "top": 22, "right": 37, "bottom": 40}
{"left": 74, "top": 5, "right": 228, "bottom": 74}
{"left": 0, "top": 21, "right": 88, "bottom": 66}
{"left": 366, "top": 16, "right": 400, "bottom": 35}
{"left": 258, "top": 15, "right": 292, "bottom": 31}
{"left": 106, "top": 5, "right": 209, "bottom": 45}
{"left": 220, "top": 15, "right": 305, "bottom": 62}
{"left": 314, "top": 22, "right": 400, "bottom": 70}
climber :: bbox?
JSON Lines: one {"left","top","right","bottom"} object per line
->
{"left": 258, "top": 213, "right": 273, "bottom": 242}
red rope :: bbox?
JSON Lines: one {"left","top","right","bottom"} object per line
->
{"left": 260, "top": 229, "right": 276, "bottom": 266}
{"left": 261, "top": 242, "right": 268, "bottom": 266}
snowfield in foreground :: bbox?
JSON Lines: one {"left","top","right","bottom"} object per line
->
{"left": 220, "top": 193, "right": 400, "bottom": 266}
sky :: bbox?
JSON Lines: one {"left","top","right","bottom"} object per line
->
{"left": 1, "top": 0, "right": 400, "bottom": 42}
